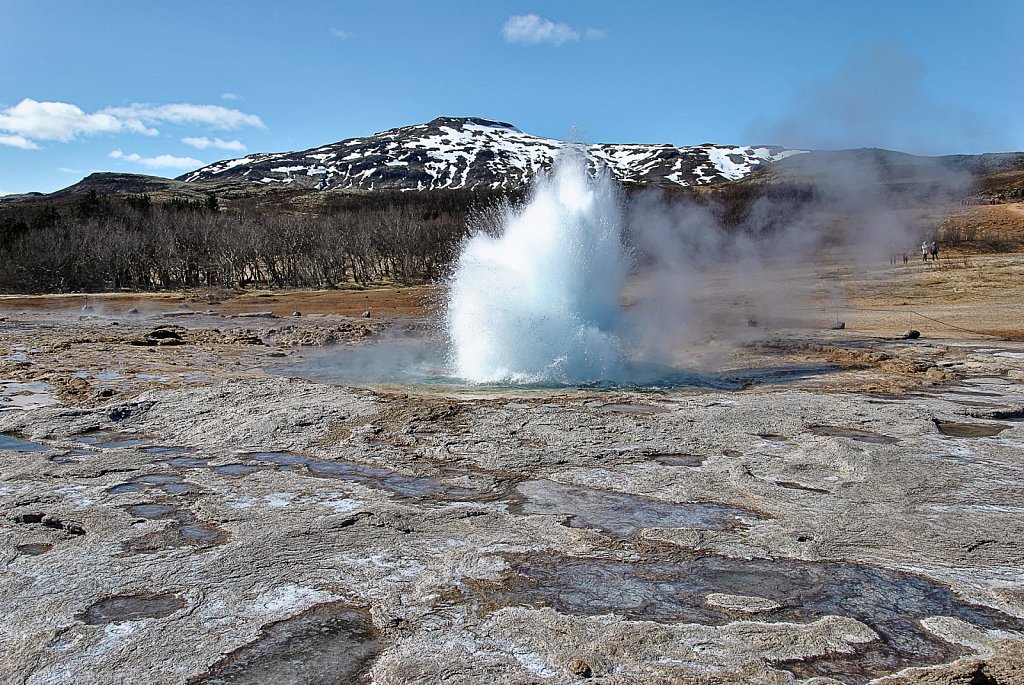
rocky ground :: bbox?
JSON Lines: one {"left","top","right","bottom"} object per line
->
{"left": 1, "top": 261, "right": 1023, "bottom": 684}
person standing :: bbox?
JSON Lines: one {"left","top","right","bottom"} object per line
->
{"left": 922, "top": 241, "right": 929, "bottom": 262}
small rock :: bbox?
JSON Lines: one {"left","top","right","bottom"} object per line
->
{"left": 362, "top": 310, "right": 371, "bottom": 318}
{"left": 233, "top": 311, "right": 277, "bottom": 319}
{"left": 566, "top": 659, "right": 592, "bottom": 679}
{"left": 81, "top": 304, "right": 94, "bottom": 312}
{"left": 127, "top": 308, "right": 139, "bottom": 315}
{"left": 148, "top": 329, "right": 182, "bottom": 341}
{"left": 903, "top": 329, "right": 921, "bottom": 339}
{"left": 746, "top": 319, "right": 758, "bottom": 327}
{"left": 830, "top": 321, "right": 846, "bottom": 330}
{"left": 292, "top": 311, "right": 302, "bottom": 317}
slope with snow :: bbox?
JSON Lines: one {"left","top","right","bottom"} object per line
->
{"left": 178, "top": 117, "right": 805, "bottom": 191}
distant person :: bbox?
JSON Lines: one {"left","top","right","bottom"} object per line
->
{"left": 930, "top": 241, "right": 939, "bottom": 261}
{"left": 902, "top": 250, "right": 908, "bottom": 264}
{"left": 922, "top": 241, "right": 929, "bottom": 262}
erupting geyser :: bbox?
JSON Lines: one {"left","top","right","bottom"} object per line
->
{"left": 446, "top": 153, "right": 630, "bottom": 384}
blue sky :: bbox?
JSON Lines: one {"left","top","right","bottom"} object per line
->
{"left": 2, "top": 0, "right": 1021, "bottom": 195}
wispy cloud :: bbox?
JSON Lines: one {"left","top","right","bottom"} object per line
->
{"left": 330, "top": 27, "right": 349, "bottom": 39}
{"left": 0, "top": 133, "right": 41, "bottom": 150}
{"left": 502, "top": 14, "right": 577, "bottom": 46}
{"left": 103, "top": 103, "right": 265, "bottom": 130}
{"left": 501, "top": 14, "right": 604, "bottom": 46}
{"left": 109, "top": 149, "right": 203, "bottom": 170}
{"left": 58, "top": 167, "right": 83, "bottom": 173}
{"left": 221, "top": 92, "right": 242, "bottom": 102}
{"left": 0, "top": 99, "right": 265, "bottom": 149}
{"left": 182, "top": 136, "right": 247, "bottom": 152}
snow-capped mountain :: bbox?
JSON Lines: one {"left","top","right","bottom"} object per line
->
{"left": 178, "top": 117, "right": 806, "bottom": 191}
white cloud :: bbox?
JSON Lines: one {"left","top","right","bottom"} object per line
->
{"left": 0, "top": 133, "right": 41, "bottom": 149}
{"left": 103, "top": 103, "right": 265, "bottom": 130}
{"left": 182, "top": 136, "right": 247, "bottom": 152}
{"left": 0, "top": 98, "right": 265, "bottom": 148}
{"left": 221, "top": 92, "right": 242, "bottom": 101}
{"left": 502, "top": 14, "right": 579, "bottom": 46}
{"left": 330, "top": 27, "right": 349, "bottom": 39}
{"left": 0, "top": 99, "right": 154, "bottom": 143}
{"left": 584, "top": 27, "right": 606, "bottom": 40}
{"left": 109, "top": 148, "right": 203, "bottom": 170}
{"left": 58, "top": 167, "right": 83, "bottom": 173}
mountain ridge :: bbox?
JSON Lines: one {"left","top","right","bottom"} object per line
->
{"left": 176, "top": 116, "right": 806, "bottom": 191}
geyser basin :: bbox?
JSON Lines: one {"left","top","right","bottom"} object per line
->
{"left": 446, "top": 153, "right": 630, "bottom": 384}
{"left": 478, "top": 552, "right": 1024, "bottom": 683}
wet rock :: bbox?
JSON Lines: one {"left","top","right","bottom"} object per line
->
{"left": 933, "top": 420, "right": 1010, "bottom": 437}
{"left": 233, "top": 311, "right": 277, "bottom": 319}
{"left": 808, "top": 424, "right": 898, "bottom": 444}
{"left": 830, "top": 321, "right": 846, "bottom": 330}
{"left": 478, "top": 552, "right": 1024, "bottom": 682}
{"left": 188, "top": 602, "right": 380, "bottom": 684}
{"left": 80, "top": 593, "right": 184, "bottom": 624}
{"left": 16, "top": 542, "right": 53, "bottom": 556}
{"left": 705, "top": 592, "right": 782, "bottom": 613}
{"left": 903, "top": 329, "right": 921, "bottom": 339}
{"left": 0, "top": 433, "right": 50, "bottom": 452}
{"left": 292, "top": 311, "right": 302, "bottom": 317}
{"left": 512, "top": 480, "right": 762, "bottom": 538}
{"left": 362, "top": 310, "right": 371, "bottom": 318}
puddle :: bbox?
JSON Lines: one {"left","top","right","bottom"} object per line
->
{"left": 81, "top": 593, "right": 184, "bottom": 624}
{"left": 163, "top": 456, "right": 210, "bottom": 468}
{"left": 0, "top": 433, "right": 50, "bottom": 452}
{"left": 76, "top": 431, "right": 151, "bottom": 449}
{"left": 512, "top": 480, "right": 762, "bottom": 538}
{"left": 0, "top": 380, "right": 57, "bottom": 411}
{"left": 107, "top": 482, "right": 145, "bottom": 494}
{"left": 479, "top": 552, "right": 1024, "bottom": 683}
{"left": 176, "top": 523, "right": 228, "bottom": 543}
{"left": 650, "top": 453, "right": 703, "bottom": 467}
{"left": 758, "top": 433, "right": 790, "bottom": 442}
{"left": 108, "top": 473, "right": 193, "bottom": 496}
{"left": 599, "top": 403, "right": 668, "bottom": 415}
{"left": 934, "top": 421, "right": 1010, "bottom": 438}
{"left": 236, "top": 452, "right": 485, "bottom": 500}
{"left": 16, "top": 542, "right": 53, "bottom": 556}
{"left": 808, "top": 425, "right": 898, "bottom": 445}
{"left": 775, "top": 481, "right": 830, "bottom": 494}
{"left": 125, "top": 503, "right": 188, "bottom": 521}
{"left": 50, "top": 449, "right": 97, "bottom": 465}
{"left": 191, "top": 602, "right": 380, "bottom": 684}
{"left": 145, "top": 446, "right": 198, "bottom": 457}
{"left": 213, "top": 463, "right": 266, "bottom": 476}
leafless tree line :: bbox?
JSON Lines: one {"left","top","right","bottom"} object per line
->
{"left": 0, "top": 190, "right": 515, "bottom": 293}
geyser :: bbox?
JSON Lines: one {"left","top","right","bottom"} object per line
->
{"left": 446, "top": 153, "right": 630, "bottom": 384}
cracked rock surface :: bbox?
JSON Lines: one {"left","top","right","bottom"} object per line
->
{"left": 1, "top": 303, "right": 1023, "bottom": 684}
